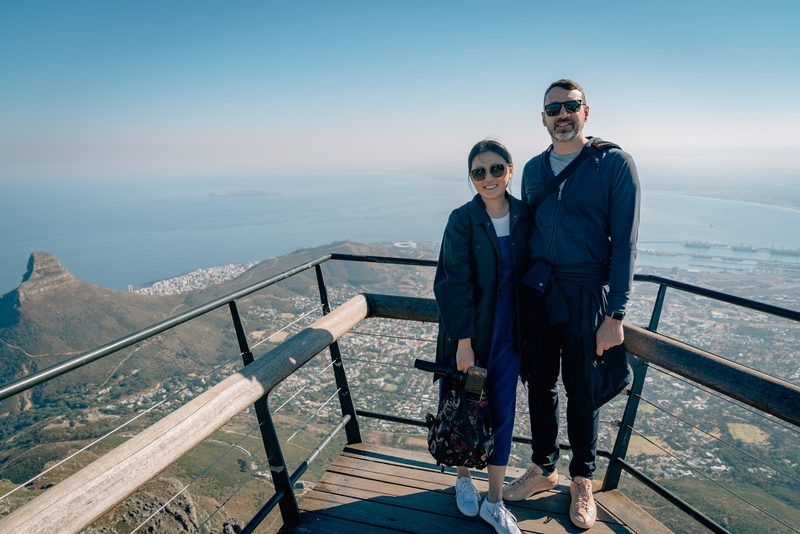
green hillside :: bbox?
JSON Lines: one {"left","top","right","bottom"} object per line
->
{"left": 0, "top": 241, "right": 435, "bottom": 473}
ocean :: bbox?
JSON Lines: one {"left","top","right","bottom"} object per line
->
{"left": 2, "top": 177, "right": 799, "bottom": 295}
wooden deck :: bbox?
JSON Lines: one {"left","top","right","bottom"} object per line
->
{"left": 279, "top": 443, "right": 672, "bottom": 534}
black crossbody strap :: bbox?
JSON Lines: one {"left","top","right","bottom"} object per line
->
{"left": 530, "top": 141, "right": 619, "bottom": 217}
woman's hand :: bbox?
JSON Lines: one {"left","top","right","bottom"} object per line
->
{"left": 456, "top": 338, "right": 475, "bottom": 373}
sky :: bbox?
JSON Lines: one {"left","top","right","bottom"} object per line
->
{"left": 1, "top": 1, "right": 799, "bottom": 185}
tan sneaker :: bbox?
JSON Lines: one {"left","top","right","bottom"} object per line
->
{"left": 502, "top": 464, "right": 558, "bottom": 501}
{"left": 569, "top": 477, "right": 596, "bottom": 529}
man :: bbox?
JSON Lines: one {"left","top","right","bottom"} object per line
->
{"left": 503, "top": 79, "right": 640, "bottom": 530}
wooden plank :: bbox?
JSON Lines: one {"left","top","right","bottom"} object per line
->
{"left": 301, "top": 490, "right": 631, "bottom": 534}
{"left": 595, "top": 490, "right": 673, "bottom": 534}
{"left": 279, "top": 512, "right": 409, "bottom": 534}
{"left": 338, "top": 444, "right": 554, "bottom": 491}
{"left": 330, "top": 449, "right": 621, "bottom": 525}
{"left": 0, "top": 296, "right": 371, "bottom": 534}
{"left": 287, "top": 444, "right": 666, "bottom": 533}
{"left": 331, "top": 453, "right": 474, "bottom": 487}
{"left": 300, "top": 491, "right": 479, "bottom": 533}
{"left": 324, "top": 463, "right": 460, "bottom": 493}
{"left": 318, "top": 471, "right": 622, "bottom": 528}
{"left": 313, "top": 478, "right": 469, "bottom": 520}
{"left": 341, "top": 442, "right": 449, "bottom": 468}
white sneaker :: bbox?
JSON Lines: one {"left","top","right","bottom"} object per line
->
{"left": 479, "top": 499, "right": 521, "bottom": 534}
{"left": 455, "top": 476, "right": 480, "bottom": 517}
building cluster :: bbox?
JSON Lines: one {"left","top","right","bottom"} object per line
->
{"left": 132, "top": 261, "right": 261, "bottom": 295}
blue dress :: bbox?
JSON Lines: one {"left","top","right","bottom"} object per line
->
{"left": 485, "top": 235, "right": 521, "bottom": 466}
{"left": 440, "top": 234, "right": 521, "bottom": 467}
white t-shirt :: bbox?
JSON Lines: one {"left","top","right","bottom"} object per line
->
{"left": 490, "top": 213, "right": 510, "bottom": 237}
{"left": 550, "top": 149, "right": 582, "bottom": 193}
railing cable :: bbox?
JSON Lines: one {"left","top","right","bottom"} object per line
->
{"left": 628, "top": 427, "right": 800, "bottom": 534}
{"left": 0, "top": 355, "right": 240, "bottom": 502}
{"left": 131, "top": 351, "right": 337, "bottom": 532}
{"left": 130, "top": 415, "right": 274, "bottom": 534}
{"left": 637, "top": 394, "right": 800, "bottom": 484}
{"left": 354, "top": 384, "right": 434, "bottom": 401}
{"left": 271, "top": 361, "right": 336, "bottom": 414}
{"left": 284, "top": 388, "right": 343, "bottom": 444}
{"left": 193, "top": 387, "right": 345, "bottom": 533}
{"left": 190, "top": 453, "right": 275, "bottom": 534}
{"left": 249, "top": 305, "right": 323, "bottom": 351}
{"left": 649, "top": 365, "right": 800, "bottom": 436}
{"left": 1, "top": 307, "right": 324, "bottom": 500}
{"left": 340, "top": 356, "right": 418, "bottom": 369}
{"left": 349, "top": 330, "right": 436, "bottom": 343}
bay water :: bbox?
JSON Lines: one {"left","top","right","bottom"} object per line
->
{"left": 2, "top": 176, "right": 799, "bottom": 295}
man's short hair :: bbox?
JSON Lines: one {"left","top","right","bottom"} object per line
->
{"left": 544, "top": 79, "right": 586, "bottom": 106}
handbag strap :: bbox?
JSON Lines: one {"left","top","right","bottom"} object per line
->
{"left": 458, "top": 387, "right": 476, "bottom": 453}
{"left": 530, "top": 141, "right": 619, "bottom": 217}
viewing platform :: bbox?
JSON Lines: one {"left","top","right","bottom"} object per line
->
{"left": 283, "top": 443, "right": 670, "bottom": 534}
{"left": 1, "top": 252, "right": 798, "bottom": 534}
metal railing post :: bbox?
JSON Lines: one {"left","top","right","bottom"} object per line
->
{"left": 602, "top": 354, "right": 648, "bottom": 491}
{"left": 648, "top": 284, "right": 668, "bottom": 332}
{"left": 315, "top": 265, "right": 362, "bottom": 444}
{"left": 253, "top": 395, "right": 301, "bottom": 526}
{"left": 601, "top": 282, "right": 666, "bottom": 490}
{"left": 229, "top": 301, "right": 300, "bottom": 526}
{"left": 229, "top": 301, "right": 254, "bottom": 365}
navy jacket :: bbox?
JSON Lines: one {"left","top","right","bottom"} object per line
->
{"left": 521, "top": 137, "right": 640, "bottom": 314}
{"left": 434, "top": 193, "right": 531, "bottom": 369}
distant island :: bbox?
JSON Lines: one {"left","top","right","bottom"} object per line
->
{"left": 209, "top": 190, "right": 279, "bottom": 197}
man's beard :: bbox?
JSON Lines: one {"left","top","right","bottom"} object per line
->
{"left": 549, "top": 118, "right": 582, "bottom": 142}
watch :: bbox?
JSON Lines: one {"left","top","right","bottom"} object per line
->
{"left": 608, "top": 311, "right": 626, "bottom": 321}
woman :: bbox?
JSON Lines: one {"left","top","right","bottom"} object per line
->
{"left": 433, "top": 139, "right": 531, "bottom": 534}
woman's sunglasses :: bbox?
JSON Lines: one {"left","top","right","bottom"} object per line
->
{"left": 469, "top": 163, "right": 507, "bottom": 181}
{"left": 543, "top": 99, "right": 585, "bottom": 117}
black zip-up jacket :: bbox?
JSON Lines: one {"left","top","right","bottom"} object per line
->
{"left": 434, "top": 193, "right": 531, "bottom": 369}
{"left": 521, "top": 137, "right": 640, "bottom": 314}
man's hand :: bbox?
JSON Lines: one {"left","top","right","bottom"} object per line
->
{"left": 456, "top": 338, "right": 475, "bottom": 372}
{"left": 595, "top": 316, "right": 624, "bottom": 356}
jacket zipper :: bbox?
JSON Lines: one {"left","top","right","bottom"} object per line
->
{"left": 546, "top": 175, "right": 563, "bottom": 264}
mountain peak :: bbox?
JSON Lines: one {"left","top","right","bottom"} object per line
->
{"left": 18, "top": 252, "right": 77, "bottom": 301}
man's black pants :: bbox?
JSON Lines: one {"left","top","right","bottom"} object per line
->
{"left": 525, "top": 283, "right": 599, "bottom": 479}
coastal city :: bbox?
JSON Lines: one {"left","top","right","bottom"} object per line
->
{"left": 131, "top": 262, "right": 262, "bottom": 295}
{"left": 89, "top": 242, "right": 799, "bottom": 530}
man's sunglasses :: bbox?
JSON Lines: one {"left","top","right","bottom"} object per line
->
{"left": 469, "top": 163, "right": 507, "bottom": 181}
{"left": 543, "top": 100, "right": 585, "bottom": 117}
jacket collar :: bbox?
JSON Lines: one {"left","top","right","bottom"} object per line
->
{"left": 543, "top": 136, "right": 601, "bottom": 179}
{"left": 468, "top": 191, "right": 527, "bottom": 222}
{"left": 467, "top": 192, "right": 527, "bottom": 251}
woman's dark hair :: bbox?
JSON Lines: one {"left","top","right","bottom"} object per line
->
{"left": 467, "top": 139, "right": 512, "bottom": 171}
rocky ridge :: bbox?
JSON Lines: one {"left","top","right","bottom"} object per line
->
{"left": 16, "top": 252, "right": 78, "bottom": 302}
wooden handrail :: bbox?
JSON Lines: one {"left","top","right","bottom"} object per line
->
{"left": 623, "top": 324, "right": 800, "bottom": 428}
{"left": 0, "top": 295, "right": 369, "bottom": 534}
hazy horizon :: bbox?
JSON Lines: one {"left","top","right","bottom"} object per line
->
{"left": 1, "top": 2, "right": 799, "bottom": 184}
